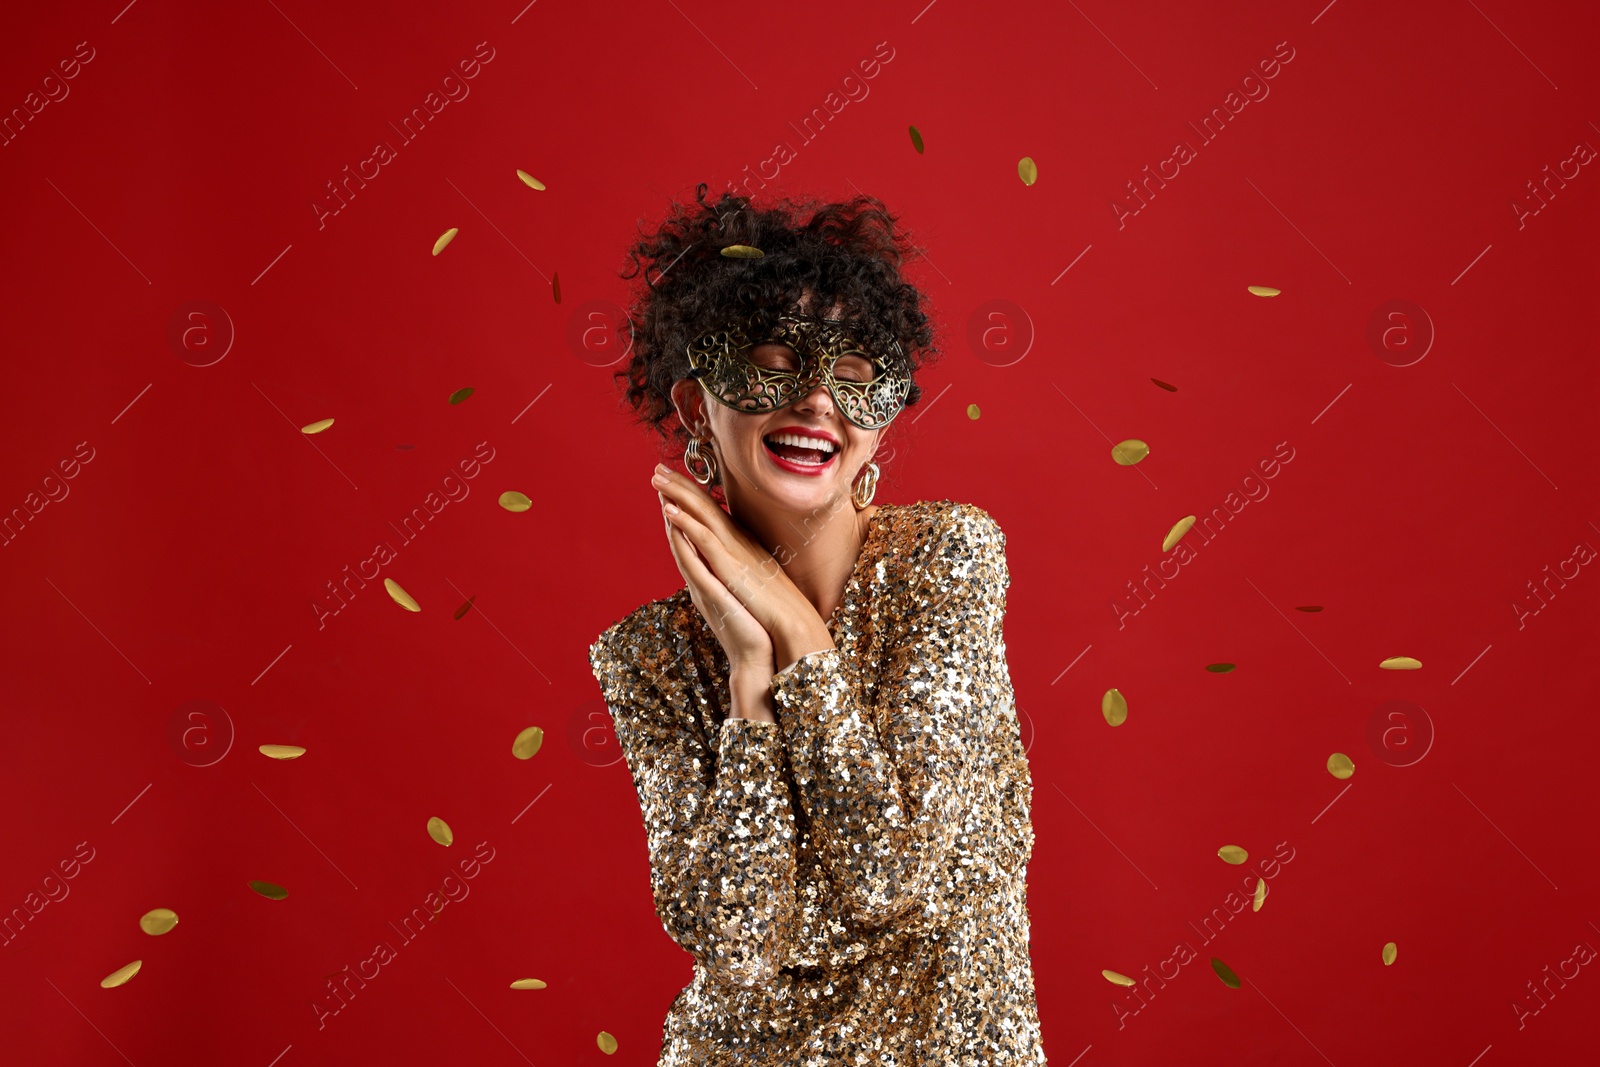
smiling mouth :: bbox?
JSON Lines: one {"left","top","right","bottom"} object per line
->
{"left": 762, "top": 434, "right": 837, "bottom": 468}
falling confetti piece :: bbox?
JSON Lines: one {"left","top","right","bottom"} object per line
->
{"left": 1151, "top": 378, "right": 1178, "bottom": 392}
{"left": 510, "top": 978, "right": 548, "bottom": 989}
{"left": 513, "top": 726, "right": 544, "bottom": 760}
{"left": 453, "top": 596, "right": 477, "bottom": 620}
{"left": 448, "top": 387, "right": 474, "bottom": 405}
{"left": 1218, "top": 845, "right": 1249, "bottom": 865}
{"left": 432, "top": 228, "right": 459, "bottom": 256}
{"left": 1018, "top": 157, "right": 1038, "bottom": 185}
{"left": 1327, "top": 752, "right": 1355, "bottom": 779}
{"left": 384, "top": 578, "right": 421, "bottom": 613}
{"left": 249, "top": 880, "right": 287, "bottom": 900}
{"left": 551, "top": 271, "right": 561, "bottom": 303}
{"left": 101, "top": 961, "right": 142, "bottom": 988}
{"left": 909, "top": 125, "right": 924, "bottom": 154}
{"left": 1204, "top": 662, "right": 1236, "bottom": 673}
{"left": 259, "top": 745, "right": 306, "bottom": 760}
{"left": 1295, "top": 605, "right": 1324, "bottom": 612}
{"left": 597, "top": 1032, "right": 618, "bottom": 1054}
{"left": 1102, "top": 969, "right": 1135, "bottom": 987}
{"left": 720, "top": 244, "right": 764, "bottom": 258}
{"left": 427, "top": 817, "right": 454, "bottom": 847}
{"left": 1247, "top": 285, "right": 1280, "bottom": 297}
{"left": 301, "top": 418, "right": 335, "bottom": 435}
{"left": 515, "top": 170, "right": 546, "bottom": 190}
{"left": 139, "top": 908, "right": 178, "bottom": 935}
{"left": 499, "top": 491, "right": 532, "bottom": 513}
{"left": 1380, "top": 656, "right": 1422, "bottom": 670}
{"left": 1252, "top": 879, "right": 1266, "bottom": 912}
{"left": 1162, "top": 516, "right": 1195, "bottom": 552}
{"left": 1383, "top": 941, "right": 1398, "bottom": 966}
{"left": 967, "top": 403, "right": 981, "bottom": 419}
{"left": 1211, "top": 958, "right": 1241, "bottom": 988}
{"left": 1111, "top": 439, "right": 1149, "bottom": 466}
{"left": 1101, "top": 689, "right": 1128, "bottom": 727}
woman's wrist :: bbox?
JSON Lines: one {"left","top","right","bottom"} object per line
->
{"left": 770, "top": 616, "right": 836, "bottom": 676}
{"left": 728, "top": 661, "right": 778, "bottom": 724}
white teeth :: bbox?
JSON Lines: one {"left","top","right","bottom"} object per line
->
{"left": 764, "top": 432, "right": 836, "bottom": 454}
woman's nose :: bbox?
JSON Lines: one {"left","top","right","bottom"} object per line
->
{"left": 792, "top": 375, "right": 835, "bottom": 415}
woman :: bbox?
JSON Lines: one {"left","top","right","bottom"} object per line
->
{"left": 588, "top": 183, "right": 1047, "bottom": 1064}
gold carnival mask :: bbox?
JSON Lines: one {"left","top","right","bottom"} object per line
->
{"left": 685, "top": 313, "right": 912, "bottom": 430}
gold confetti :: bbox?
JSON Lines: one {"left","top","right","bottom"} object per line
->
{"left": 1383, "top": 941, "right": 1398, "bottom": 966}
{"left": 967, "top": 403, "right": 981, "bottom": 419}
{"left": 1204, "top": 663, "right": 1236, "bottom": 673}
{"left": 1247, "top": 285, "right": 1280, "bottom": 297}
{"left": 499, "top": 491, "right": 532, "bottom": 513}
{"left": 1218, "top": 845, "right": 1249, "bottom": 865}
{"left": 1018, "top": 157, "right": 1038, "bottom": 185}
{"left": 1380, "top": 656, "right": 1422, "bottom": 670}
{"left": 1102, "top": 969, "right": 1135, "bottom": 986}
{"left": 100, "top": 960, "right": 142, "bottom": 988}
{"left": 453, "top": 596, "right": 476, "bottom": 620}
{"left": 720, "top": 244, "right": 764, "bottom": 258}
{"left": 510, "top": 978, "right": 548, "bottom": 989}
{"left": 427, "top": 817, "right": 454, "bottom": 847}
{"left": 432, "top": 228, "right": 459, "bottom": 256}
{"left": 1151, "top": 378, "right": 1178, "bottom": 392}
{"left": 384, "top": 578, "right": 421, "bottom": 612}
{"left": 1111, "top": 439, "right": 1149, "bottom": 466}
{"left": 1162, "top": 515, "right": 1196, "bottom": 552}
{"left": 597, "top": 1031, "right": 618, "bottom": 1054}
{"left": 139, "top": 908, "right": 178, "bottom": 935}
{"left": 1101, "top": 688, "right": 1128, "bottom": 727}
{"left": 448, "top": 387, "right": 474, "bottom": 404}
{"left": 259, "top": 744, "right": 306, "bottom": 760}
{"left": 1252, "top": 878, "right": 1266, "bottom": 912}
{"left": 1211, "top": 958, "right": 1241, "bottom": 988}
{"left": 909, "top": 125, "right": 924, "bottom": 154}
{"left": 249, "top": 880, "right": 287, "bottom": 900}
{"left": 1327, "top": 752, "right": 1354, "bottom": 779}
{"left": 552, "top": 271, "right": 561, "bottom": 304}
{"left": 516, "top": 170, "right": 546, "bottom": 190}
{"left": 301, "top": 418, "right": 335, "bottom": 435}
{"left": 513, "top": 726, "right": 544, "bottom": 760}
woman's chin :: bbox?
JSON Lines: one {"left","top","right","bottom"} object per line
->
{"left": 753, "top": 470, "right": 834, "bottom": 507}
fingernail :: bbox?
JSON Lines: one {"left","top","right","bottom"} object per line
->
{"left": 663, "top": 502, "right": 679, "bottom": 515}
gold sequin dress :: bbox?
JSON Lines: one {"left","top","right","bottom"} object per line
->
{"left": 588, "top": 500, "right": 1048, "bottom": 1065}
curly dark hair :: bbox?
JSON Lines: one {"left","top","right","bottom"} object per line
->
{"left": 611, "top": 182, "right": 942, "bottom": 499}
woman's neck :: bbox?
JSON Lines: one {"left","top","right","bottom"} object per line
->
{"left": 740, "top": 497, "right": 878, "bottom": 622}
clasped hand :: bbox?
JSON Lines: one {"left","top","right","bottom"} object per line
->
{"left": 652, "top": 464, "right": 816, "bottom": 671}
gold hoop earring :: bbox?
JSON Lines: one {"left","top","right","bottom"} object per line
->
{"left": 851, "top": 459, "right": 879, "bottom": 509}
{"left": 684, "top": 435, "right": 719, "bottom": 486}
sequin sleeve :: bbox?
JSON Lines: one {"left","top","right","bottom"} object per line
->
{"left": 770, "top": 503, "right": 1009, "bottom": 931}
{"left": 588, "top": 623, "right": 802, "bottom": 989}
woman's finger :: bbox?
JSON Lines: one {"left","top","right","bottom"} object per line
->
{"left": 667, "top": 521, "right": 734, "bottom": 634}
{"left": 670, "top": 509, "right": 775, "bottom": 632}
{"left": 653, "top": 467, "right": 732, "bottom": 534}
{"left": 663, "top": 503, "right": 740, "bottom": 591}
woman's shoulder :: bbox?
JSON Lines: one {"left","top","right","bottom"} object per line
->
{"left": 587, "top": 587, "right": 694, "bottom": 671}
{"left": 887, "top": 499, "right": 1006, "bottom": 550}
{"left": 882, "top": 501, "right": 1009, "bottom": 597}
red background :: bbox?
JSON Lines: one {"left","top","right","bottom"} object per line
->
{"left": 2, "top": 1, "right": 1597, "bottom": 1064}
